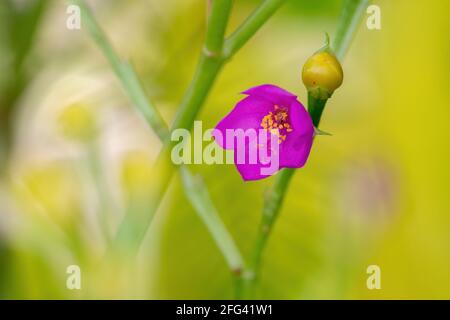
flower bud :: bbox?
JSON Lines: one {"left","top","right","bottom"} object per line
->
{"left": 302, "top": 36, "right": 343, "bottom": 100}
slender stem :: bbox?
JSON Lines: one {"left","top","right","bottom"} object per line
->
{"left": 72, "top": 0, "right": 168, "bottom": 141}
{"left": 237, "top": 168, "right": 295, "bottom": 298}
{"left": 307, "top": 91, "right": 327, "bottom": 127}
{"left": 0, "top": 0, "right": 48, "bottom": 174}
{"left": 112, "top": 0, "right": 286, "bottom": 254}
{"left": 110, "top": 0, "right": 232, "bottom": 253}
{"left": 10, "top": 0, "right": 48, "bottom": 73}
{"left": 205, "top": 0, "right": 233, "bottom": 56}
{"left": 333, "top": 0, "right": 370, "bottom": 61}
{"left": 168, "top": 0, "right": 233, "bottom": 135}
{"left": 118, "top": 63, "right": 169, "bottom": 140}
{"left": 179, "top": 167, "right": 244, "bottom": 273}
{"left": 223, "top": 0, "right": 286, "bottom": 59}
{"left": 111, "top": 154, "right": 173, "bottom": 256}
{"left": 74, "top": 0, "right": 244, "bottom": 271}
{"left": 239, "top": 0, "right": 370, "bottom": 299}
{"left": 169, "top": 54, "right": 224, "bottom": 136}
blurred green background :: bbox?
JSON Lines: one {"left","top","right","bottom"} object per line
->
{"left": 0, "top": 0, "right": 450, "bottom": 299}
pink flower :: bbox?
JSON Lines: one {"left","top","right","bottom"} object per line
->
{"left": 214, "top": 84, "right": 314, "bottom": 181}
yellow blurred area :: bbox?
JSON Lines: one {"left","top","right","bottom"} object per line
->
{"left": 0, "top": 0, "right": 449, "bottom": 299}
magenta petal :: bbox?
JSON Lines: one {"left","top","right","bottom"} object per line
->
{"left": 279, "top": 134, "right": 314, "bottom": 168}
{"left": 243, "top": 84, "right": 297, "bottom": 106}
{"left": 236, "top": 159, "right": 277, "bottom": 181}
{"left": 213, "top": 95, "right": 272, "bottom": 149}
{"left": 233, "top": 132, "right": 280, "bottom": 181}
{"left": 279, "top": 99, "right": 314, "bottom": 168}
{"left": 214, "top": 84, "right": 315, "bottom": 181}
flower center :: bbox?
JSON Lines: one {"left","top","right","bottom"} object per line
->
{"left": 260, "top": 105, "right": 293, "bottom": 144}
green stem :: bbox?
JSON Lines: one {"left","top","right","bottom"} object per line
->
{"left": 112, "top": 0, "right": 286, "bottom": 255}
{"left": 10, "top": 0, "right": 48, "bottom": 73}
{"left": 72, "top": 0, "right": 168, "bottom": 141}
{"left": 205, "top": 0, "right": 233, "bottom": 56}
{"left": 0, "top": 0, "right": 49, "bottom": 174}
{"left": 111, "top": 154, "right": 173, "bottom": 256}
{"left": 237, "top": 168, "right": 295, "bottom": 298}
{"left": 308, "top": 91, "right": 327, "bottom": 127}
{"left": 168, "top": 0, "right": 233, "bottom": 134}
{"left": 110, "top": 0, "right": 232, "bottom": 254}
{"left": 169, "top": 54, "right": 224, "bottom": 136}
{"left": 179, "top": 167, "right": 244, "bottom": 274}
{"left": 239, "top": 0, "right": 370, "bottom": 299}
{"left": 74, "top": 0, "right": 244, "bottom": 272}
{"left": 333, "top": 0, "right": 370, "bottom": 61}
{"left": 223, "top": 0, "right": 286, "bottom": 59}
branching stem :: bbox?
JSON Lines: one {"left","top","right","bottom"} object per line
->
{"left": 238, "top": 0, "right": 370, "bottom": 299}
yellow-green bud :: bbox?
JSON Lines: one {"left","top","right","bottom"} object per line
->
{"left": 302, "top": 39, "right": 343, "bottom": 100}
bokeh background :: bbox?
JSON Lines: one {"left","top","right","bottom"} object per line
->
{"left": 0, "top": 0, "right": 449, "bottom": 299}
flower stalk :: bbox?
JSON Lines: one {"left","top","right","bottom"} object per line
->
{"left": 237, "top": 167, "right": 295, "bottom": 298}
{"left": 73, "top": 0, "right": 244, "bottom": 277}
{"left": 308, "top": 91, "right": 328, "bottom": 127}
{"left": 71, "top": 0, "right": 168, "bottom": 141}
{"left": 205, "top": 0, "right": 233, "bottom": 56}
{"left": 238, "top": 0, "right": 370, "bottom": 299}
{"left": 111, "top": 0, "right": 286, "bottom": 255}
{"left": 0, "top": 0, "right": 49, "bottom": 174}
{"left": 223, "top": 0, "right": 286, "bottom": 59}
{"left": 333, "top": 0, "right": 370, "bottom": 60}
{"left": 112, "top": 0, "right": 233, "bottom": 254}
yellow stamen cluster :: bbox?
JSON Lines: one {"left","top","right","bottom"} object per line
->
{"left": 260, "top": 105, "right": 293, "bottom": 144}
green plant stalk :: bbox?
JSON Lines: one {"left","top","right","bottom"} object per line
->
{"left": 223, "top": 0, "right": 286, "bottom": 58}
{"left": 112, "top": 0, "right": 286, "bottom": 255}
{"left": 307, "top": 91, "right": 328, "bottom": 127}
{"left": 205, "top": 0, "right": 233, "bottom": 55}
{"left": 74, "top": 0, "right": 244, "bottom": 272}
{"left": 110, "top": 154, "right": 173, "bottom": 256}
{"left": 239, "top": 0, "right": 370, "bottom": 299}
{"left": 10, "top": 0, "right": 49, "bottom": 72}
{"left": 333, "top": 0, "right": 370, "bottom": 61}
{"left": 179, "top": 166, "right": 244, "bottom": 273}
{"left": 111, "top": 0, "right": 232, "bottom": 255}
{"left": 72, "top": 0, "right": 168, "bottom": 141}
{"left": 163, "top": 0, "right": 233, "bottom": 140}
{"left": 236, "top": 167, "right": 295, "bottom": 299}
{"left": 0, "top": 0, "right": 49, "bottom": 174}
